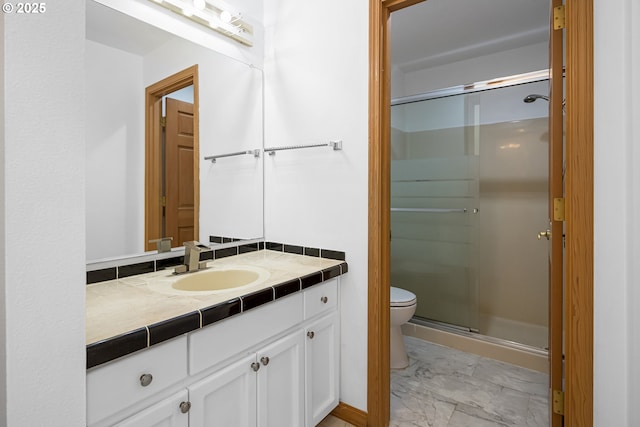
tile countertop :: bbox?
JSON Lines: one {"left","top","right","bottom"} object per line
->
{"left": 86, "top": 249, "right": 347, "bottom": 367}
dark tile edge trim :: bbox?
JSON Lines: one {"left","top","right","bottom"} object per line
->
{"left": 301, "top": 271, "right": 323, "bottom": 289}
{"left": 241, "top": 287, "right": 275, "bottom": 312}
{"left": 201, "top": 298, "right": 242, "bottom": 327}
{"left": 87, "top": 267, "right": 116, "bottom": 284}
{"left": 214, "top": 246, "right": 239, "bottom": 259}
{"left": 86, "top": 328, "right": 148, "bottom": 369}
{"left": 265, "top": 242, "right": 345, "bottom": 261}
{"left": 118, "top": 261, "right": 155, "bottom": 279}
{"left": 322, "top": 265, "right": 342, "bottom": 281}
{"left": 319, "top": 249, "right": 346, "bottom": 261}
{"left": 283, "top": 244, "right": 304, "bottom": 255}
{"left": 274, "top": 278, "right": 302, "bottom": 299}
{"left": 148, "top": 311, "right": 200, "bottom": 346}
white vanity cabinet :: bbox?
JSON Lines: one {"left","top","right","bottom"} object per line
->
{"left": 87, "top": 278, "right": 340, "bottom": 427}
{"left": 256, "top": 329, "right": 305, "bottom": 426}
{"left": 303, "top": 280, "right": 340, "bottom": 427}
{"left": 305, "top": 312, "right": 340, "bottom": 427}
{"left": 188, "top": 354, "right": 257, "bottom": 427}
{"left": 188, "top": 330, "right": 304, "bottom": 427}
{"left": 86, "top": 336, "right": 188, "bottom": 427}
{"left": 114, "top": 390, "right": 190, "bottom": 427}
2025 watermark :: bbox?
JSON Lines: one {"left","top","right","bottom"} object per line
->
{"left": 2, "top": 2, "right": 47, "bottom": 13}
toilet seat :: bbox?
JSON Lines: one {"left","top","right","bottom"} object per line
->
{"left": 390, "top": 286, "right": 417, "bottom": 308}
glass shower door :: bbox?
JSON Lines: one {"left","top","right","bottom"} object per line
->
{"left": 390, "top": 93, "right": 480, "bottom": 331}
{"left": 391, "top": 77, "right": 550, "bottom": 348}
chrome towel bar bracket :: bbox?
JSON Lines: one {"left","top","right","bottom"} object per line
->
{"left": 204, "top": 149, "right": 261, "bottom": 163}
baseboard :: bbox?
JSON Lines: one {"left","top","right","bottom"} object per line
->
{"left": 402, "top": 322, "right": 549, "bottom": 373}
{"left": 331, "top": 402, "right": 368, "bottom": 427}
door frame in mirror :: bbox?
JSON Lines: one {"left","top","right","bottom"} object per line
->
{"left": 145, "top": 65, "right": 200, "bottom": 252}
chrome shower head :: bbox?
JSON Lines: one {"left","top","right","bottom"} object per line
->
{"left": 523, "top": 94, "right": 550, "bottom": 103}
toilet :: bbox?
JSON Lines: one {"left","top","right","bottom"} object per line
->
{"left": 390, "top": 286, "right": 417, "bottom": 369}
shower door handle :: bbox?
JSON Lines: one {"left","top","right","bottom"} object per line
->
{"left": 537, "top": 230, "right": 551, "bottom": 240}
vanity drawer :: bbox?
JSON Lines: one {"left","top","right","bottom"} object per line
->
{"left": 304, "top": 279, "right": 338, "bottom": 320}
{"left": 189, "top": 292, "right": 303, "bottom": 375}
{"left": 87, "top": 336, "right": 188, "bottom": 426}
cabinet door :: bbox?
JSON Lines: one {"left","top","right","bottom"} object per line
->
{"left": 189, "top": 353, "right": 257, "bottom": 427}
{"left": 305, "top": 312, "right": 340, "bottom": 427}
{"left": 257, "top": 330, "right": 305, "bottom": 427}
{"left": 114, "top": 390, "right": 189, "bottom": 427}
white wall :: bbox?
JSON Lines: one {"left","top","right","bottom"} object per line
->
{"left": 85, "top": 40, "right": 145, "bottom": 260}
{"left": 263, "top": 0, "right": 369, "bottom": 411}
{"left": 1, "top": 0, "right": 86, "bottom": 424}
{"left": 594, "top": 0, "right": 640, "bottom": 425}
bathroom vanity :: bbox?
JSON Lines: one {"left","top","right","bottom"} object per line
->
{"left": 86, "top": 248, "right": 346, "bottom": 427}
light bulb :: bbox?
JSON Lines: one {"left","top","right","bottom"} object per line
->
{"left": 220, "top": 10, "right": 232, "bottom": 23}
{"left": 193, "top": 0, "right": 205, "bottom": 10}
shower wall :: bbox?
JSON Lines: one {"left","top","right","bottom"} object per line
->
{"left": 391, "top": 80, "right": 550, "bottom": 348}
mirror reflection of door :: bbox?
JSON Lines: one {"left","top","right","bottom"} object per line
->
{"left": 164, "top": 94, "right": 195, "bottom": 246}
{"left": 145, "top": 65, "right": 199, "bottom": 252}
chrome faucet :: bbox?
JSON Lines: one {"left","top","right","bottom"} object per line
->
{"left": 174, "top": 241, "right": 213, "bottom": 274}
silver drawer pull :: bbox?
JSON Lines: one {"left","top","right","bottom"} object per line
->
{"left": 139, "top": 373, "right": 153, "bottom": 387}
{"left": 307, "top": 331, "right": 315, "bottom": 339}
{"left": 321, "top": 296, "right": 328, "bottom": 304}
{"left": 179, "top": 401, "right": 191, "bottom": 414}
{"left": 251, "top": 362, "right": 260, "bottom": 372}
{"left": 260, "top": 356, "right": 270, "bottom": 366}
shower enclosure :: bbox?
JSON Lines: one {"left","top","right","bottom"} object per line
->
{"left": 390, "top": 72, "right": 550, "bottom": 349}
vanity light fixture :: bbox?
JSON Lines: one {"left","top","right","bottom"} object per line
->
{"left": 147, "top": 0, "right": 253, "bottom": 46}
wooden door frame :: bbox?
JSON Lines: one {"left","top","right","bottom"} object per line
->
{"left": 564, "top": 1, "right": 593, "bottom": 425}
{"left": 368, "top": 1, "right": 593, "bottom": 426}
{"left": 548, "top": 0, "right": 564, "bottom": 425}
{"left": 144, "top": 65, "right": 200, "bottom": 252}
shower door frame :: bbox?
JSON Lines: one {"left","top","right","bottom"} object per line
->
{"left": 367, "top": 1, "right": 594, "bottom": 427}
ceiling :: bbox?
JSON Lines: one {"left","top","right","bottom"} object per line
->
{"left": 86, "top": 0, "right": 174, "bottom": 55}
{"left": 390, "top": 0, "right": 550, "bottom": 72}
{"left": 87, "top": 0, "right": 550, "bottom": 71}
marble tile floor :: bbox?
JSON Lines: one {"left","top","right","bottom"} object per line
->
{"left": 318, "top": 336, "right": 548, "bottom": 427}
{"left": 318, "top": 415, "right": 357, "bottom": 427}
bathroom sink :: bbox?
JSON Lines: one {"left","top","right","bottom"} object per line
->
{"left": 173, "top": 269, "right": 260, "bottom": 292}
{"left": 148, "top": 265, "right": 270, "bottom": 296}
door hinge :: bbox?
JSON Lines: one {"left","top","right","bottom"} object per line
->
{"left": 160, "top": 116, "right": 167, "bottom": 127}
{"left": 553, "top": 389, "right": 565, "bottom": 415}
{"left": 553, "top": 197, "right": 565, "bottom": 221}
{"left": 162, "top": 196, "right": 166, "bottom": 207}
{"left": 554, "top": 5, "right": 566, "bottom": 30}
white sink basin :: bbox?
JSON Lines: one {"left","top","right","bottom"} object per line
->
{"left": 148, "top": 265, "right": 270, "bottom": 296}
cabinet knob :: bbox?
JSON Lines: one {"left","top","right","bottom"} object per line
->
{"left": 321, "top": 296, "right": 328, "bottom": 304}
{"left": 139, "top": 373, "right": 153, "bottom": 387}
{"left": 307, "top": 331, "right": 315, "bottom": 339}
{"left": 251, "top": 362, "right": 260, "bottom": 372}
{"left": 179, "top": 401, "right": 191, "bottom": 414}
{"left": 260, "top": 356, "right": 270, "bottom": 366}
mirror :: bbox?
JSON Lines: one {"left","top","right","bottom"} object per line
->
{"left": 85, "top": 0, "right": 264, "bottom": 262}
